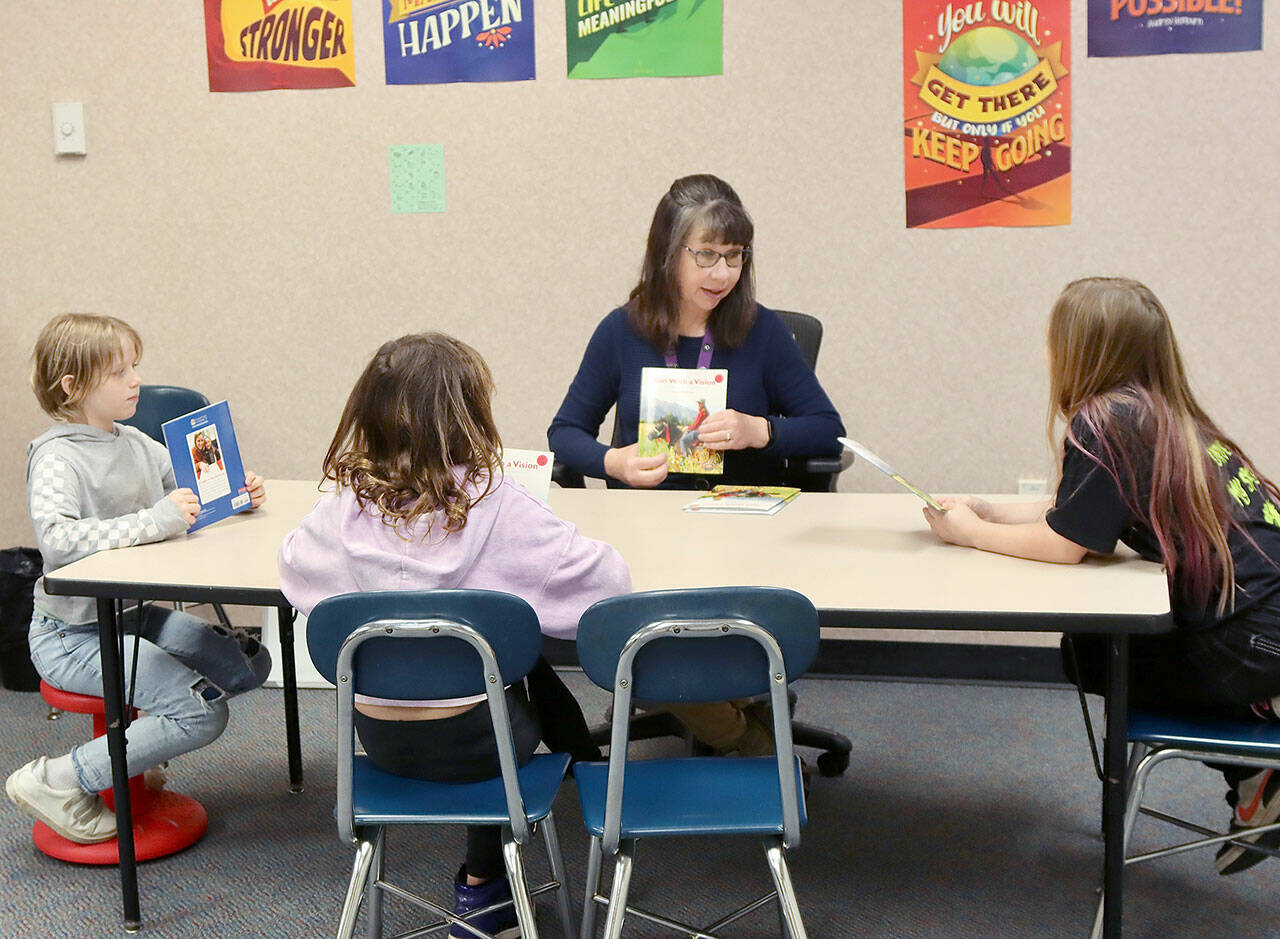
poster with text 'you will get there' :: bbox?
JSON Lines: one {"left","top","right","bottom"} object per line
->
{"left": 904, "top": 0, "right": 1071, "bottom": 229}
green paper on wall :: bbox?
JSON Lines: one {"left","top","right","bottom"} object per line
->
{"left": 389, "top": 144, "right": 445, "bottom": 214}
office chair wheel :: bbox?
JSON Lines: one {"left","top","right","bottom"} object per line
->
{"left": 816, "top": 750, "right": 849, "bottom": 777}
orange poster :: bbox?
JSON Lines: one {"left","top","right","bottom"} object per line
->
{"left": 903, "top": 0, "right": 1070, "bottom": 229}
{"left": 205, "top": 0, "right": 356, "bottom": 91}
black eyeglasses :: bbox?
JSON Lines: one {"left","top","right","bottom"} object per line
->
{"left": 681, "top": 245, "right": 751, "bottom": 269}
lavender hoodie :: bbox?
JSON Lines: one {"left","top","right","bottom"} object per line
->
{"left": 277, "top": 475, "right": 631, "bottom": 641}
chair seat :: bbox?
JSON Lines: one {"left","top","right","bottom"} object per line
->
{"left": 1129, "top": 708, "right": 1280, "bottom": 756}
{"left": 352, "top": 752, "right": 570, "bottom": 826}
{"left": 574, "top": 756, "right": 807, "bottom": 838}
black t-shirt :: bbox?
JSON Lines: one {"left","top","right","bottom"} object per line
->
{"left": 1045, "top": 409, "right": 1280, "bottom": 632}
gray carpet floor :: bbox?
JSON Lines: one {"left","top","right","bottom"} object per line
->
{"left": 2, "top": 672, "right": 1277, "bottom": 937}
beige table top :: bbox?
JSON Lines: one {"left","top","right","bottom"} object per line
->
{"left": 44, "top": 481, "right": 1171, "bottom": 633}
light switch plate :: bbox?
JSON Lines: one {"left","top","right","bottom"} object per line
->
{"left": 52, "top": 102, "right": 86, "bottom": 155}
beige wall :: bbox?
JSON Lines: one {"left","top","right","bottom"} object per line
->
{"left": 2, "top": 2, "right": 1278, "bottom": 550}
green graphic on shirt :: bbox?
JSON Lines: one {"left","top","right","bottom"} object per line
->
{"left": 1264, "top": 501, "right": 1280, "bottom": 528}
{"left": 1238, "top": 466, "right": 1261, "bottom": 494}
{"left": 1207, "top": 440, "right": 1232, "bottom": 467}
{"left": 565, "top": 0, "right": 722, "bottom": 78}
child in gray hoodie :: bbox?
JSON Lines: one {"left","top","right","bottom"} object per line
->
{"left": 5, "top": 313, "right": 271, "bottom": 845}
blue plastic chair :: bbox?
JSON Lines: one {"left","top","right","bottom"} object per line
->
{"left": 119, "top": 384, "right": 210, "bottom": 446}
{"left": 1091, "top": 707, "right": 1280, "bottom": 938}
{"left": 307, "top": 590, "right": 575, "bottom": 939}
{"left": 573, "top": 587, "right": 820, "bottom": 939}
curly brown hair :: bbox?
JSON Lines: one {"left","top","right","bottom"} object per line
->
{"left": 323, "top": 332, "right": 502, "bottom": 535}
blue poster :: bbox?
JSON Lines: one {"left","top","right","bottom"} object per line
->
{"left": 1088, "top": 0, "right": 1262, "bottom": 56}
{"left": 383, "top": 0, "right": 535, "bottom": 84}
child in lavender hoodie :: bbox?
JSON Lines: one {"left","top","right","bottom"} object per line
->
{"left": 278, "top": 331, "right": 629, "bottom": 938}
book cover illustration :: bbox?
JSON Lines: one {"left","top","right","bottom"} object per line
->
{"left": 682, "top": 485, "right": 801, "bottom": 516}
{"left": 161, "top": 401, "right": 252, "bottom": 533}
{"left": 839, "top": 436, "right": 945, "bottom": 511}
{"left": 501, "top": 448, "right": 553, "bottom": 503}
{"left": 637, "top": 367, "right": 728, "bottom": 475}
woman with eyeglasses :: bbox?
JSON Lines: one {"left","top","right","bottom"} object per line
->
{"left": 548, "top": 174, "right": 845, "bottom": 490}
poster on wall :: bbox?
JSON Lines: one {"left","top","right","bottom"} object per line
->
{"left": 903, "top": 0, "right": 1071, "bottom": 229}
{"left": 1088, "top": 0, "right": 1262, "bottom": 56}
{"left": 204, "top": 0, "right": 355, "bottom": 91}
{"left": 384, "top": 0, "right": 535, "bottom": 83}
{"left": 565, "top": 0, "right": 722, "bottom": 79}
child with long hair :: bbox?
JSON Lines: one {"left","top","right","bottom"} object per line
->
{"left": 924, "top": 277, "right": 1280, "bottom": 875}
{"left": 278, "top": 332, "right": 630, "bottom": 937}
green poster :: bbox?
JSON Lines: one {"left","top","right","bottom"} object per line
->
{"left": 566, "top": 0, "right": 722, "bottom": 79}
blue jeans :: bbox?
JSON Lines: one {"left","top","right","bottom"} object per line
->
{"left": 29, "top": 606, "right": 272, "bottom": 793}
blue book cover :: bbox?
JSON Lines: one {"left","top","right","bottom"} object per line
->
{"left": 161, "top": 401, "right": 252, "bottom": 533}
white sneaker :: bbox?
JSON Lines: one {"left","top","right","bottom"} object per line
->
{"left": 5, "top": 757, "right": 117, "bottom": 844}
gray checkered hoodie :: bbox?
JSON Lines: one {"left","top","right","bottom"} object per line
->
{"left": 26, "top": 423, "right": 188, "bottom": 626}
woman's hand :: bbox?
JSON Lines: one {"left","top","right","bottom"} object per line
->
{"left": 697, "top": 410, "right": 769, "bottom": 450}
{"left": 243, "top": 471, "right": 267, "bottom": 508}
{"left": 922, "top": 498, "right": 982, "bottom": 547}
{"left": 604, "top": 444, "right": 670, "bottom": 488}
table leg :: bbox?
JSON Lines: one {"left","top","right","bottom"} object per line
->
{"left": 1101, "top": 634, "right": 1130, "bottom": 938}
{"left": 277, "top": 606, "right": 304, "bottom": 793}
{"left": 98, "top": 598, "right": 141, "bottom": 932}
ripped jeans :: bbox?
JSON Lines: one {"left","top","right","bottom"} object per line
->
{"left": 28, "top": 606, "right": 272, "bottom": 793}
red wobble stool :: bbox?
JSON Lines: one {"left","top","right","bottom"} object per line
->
{"left": 35, "top": 680, "right": 208, "bottom": 864}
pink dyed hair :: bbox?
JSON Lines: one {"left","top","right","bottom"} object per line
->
{"left": 1046, "top": 277, "right": 1279, "bottom": 614}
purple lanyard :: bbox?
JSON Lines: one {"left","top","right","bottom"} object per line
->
{"left": 665, "top": 328, "right": 714, "bottom": 369}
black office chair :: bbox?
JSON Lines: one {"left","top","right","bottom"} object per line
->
{"left": 120, "top": 385, "right": 235, "bottom": 632}
{"left": 551, "top": 309, "right": 851, "bottom": 491}
{"left": 550, "top": 313, "right": 853, "bottom": 775}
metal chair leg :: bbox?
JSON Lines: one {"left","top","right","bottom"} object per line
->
{"left": 764, "top": 838, "right": 807, "bottom": 939}
{"left": 601, "top": 841, "right": 635, "bottom": 939}
{"left": 540, "top": 810, "right": 575, "bottom": 939}
{"left": 580, "top": 836, "right": 604, "bottom": 939}
{"left": 502, "top": 835, "right": 540, "bottom": 939}
{"left": 365, "top": 828, "right": 385, "bottom": 939}
{"left": 338, "top": 837, "right": 377, "bottom": 939}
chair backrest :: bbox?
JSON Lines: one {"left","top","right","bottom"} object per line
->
{"left": 306, "top": 589, "right": 545, "bottom": 842}
{"left": 577, "top": 586, "right": 819, "bottom": 851}
{"left": 120, "top": 385, "right": 211, "bottom": 443}
{"left": 775, "top": 310, "right": 824, "bottom": 372}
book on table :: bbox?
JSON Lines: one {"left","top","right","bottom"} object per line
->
{"left": 638, "top": 366, "right": 728, "bottom": 475}
{"left": 501, "top": 448, "right": 553, "bottom": 502}
{"left": 838, "top": 436, "right": 946, "bottom": 511}
{"left": 161, "top": 401, "right": 252, "bottom": 532}
{"left": 682, "top": 485, "right": 801, "bottom": 515}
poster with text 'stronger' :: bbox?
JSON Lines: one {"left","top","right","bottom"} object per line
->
{"left": 205, "top": 0, "right": 355, "bottom": 91}
{"left": 384, "top": 0, "right": 536, "bottom": 84}
{"left": 904, "top": 1, "right": 1071, "bottom": 229}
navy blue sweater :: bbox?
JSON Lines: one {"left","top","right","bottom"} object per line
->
{"left": 547, "top": 305, "right": 846, "bottom": 487}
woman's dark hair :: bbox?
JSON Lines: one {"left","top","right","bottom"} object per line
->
{"left": 627, "top": 174, "right": 757, "bottom": 351}
{"left": 322, "top": 332, "right": 502, "bottom": 535}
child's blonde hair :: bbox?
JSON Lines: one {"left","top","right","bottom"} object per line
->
{"left": 31, "top": 313, "right": 142, "bottom": 421}
{"left": 323, "top": 332, "right": 502, "bottom": 535}
{"left": 1047, "top": 277, "right": 1279, "bottom": 613}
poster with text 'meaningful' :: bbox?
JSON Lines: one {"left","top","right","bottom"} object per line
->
{"left": 904, "top": 1, "right": 1071, "bottom": 229}
{"left": 205, "top": 0, "right": 355, "bottom": 91}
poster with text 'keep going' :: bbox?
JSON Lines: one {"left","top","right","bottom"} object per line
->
{"left": 903, "top": 0, "right": 1071, "bottom": 229}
